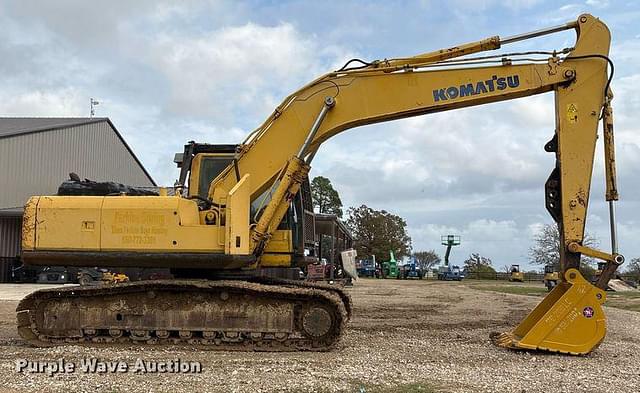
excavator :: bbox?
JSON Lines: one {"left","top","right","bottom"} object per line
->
{"left": 17, "top": 14, "right": 624, "bottom": 355}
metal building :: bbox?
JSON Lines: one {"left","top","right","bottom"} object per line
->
{"left": 0, "top": 117, "right": 156, "bottom": 281}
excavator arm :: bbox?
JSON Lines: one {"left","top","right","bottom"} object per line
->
{"left": 210, "top": 14, "right": 620, "bottom": 271}
{"left": 206, "top": 14, "right": 622, "bottom": 354}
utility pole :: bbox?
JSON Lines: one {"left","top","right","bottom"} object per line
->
{"left": 90, "top": 98, "right": 100, "bottom": 117}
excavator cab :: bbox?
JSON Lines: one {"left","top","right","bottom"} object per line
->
{"left": 173, "top": 142, "right": 318, "bottom": 274}
{"left": 509, "top": 264, "right": 524, "bottom": 282}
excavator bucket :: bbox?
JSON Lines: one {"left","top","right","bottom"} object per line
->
{"left": 493, "top": 268, "right": 607, "bottom": 355}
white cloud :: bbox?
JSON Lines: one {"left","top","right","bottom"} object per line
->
{"left": 538, "top": 4, "right": 584, "bottom": 24}
{"left": 0, "top": 89, "right": 85, "bottom": 117}
{"left": 143, "top": 22, "right": 355, "bottom": 124}
{"left": 443, "top": 0, "right": 543, "bottom": 11}
{"left": 585, "top": 0, "right": 610, "bottom": 8}
{"left": 408, "top": 219, "right": 527, "bottom": 266}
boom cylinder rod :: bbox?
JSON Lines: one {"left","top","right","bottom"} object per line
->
{"left": 593, "top": 101, "right": 624, "bottom": 289}
{"left": 500, "top": 21, "right": 577, "bottom": 45}
{"left": 297, "top": 97, "right": 336, "bottom": 158}
{"left": 602, "top": 102, "right": 619, "bottom": 254}
{"left": 609, "top": 201, "right": 618, "bottom": 254}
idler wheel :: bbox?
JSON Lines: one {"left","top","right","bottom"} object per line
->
{"left": 302, "top": 307, "right": 332, "bottom": 338}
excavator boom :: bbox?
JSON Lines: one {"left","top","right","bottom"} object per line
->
{"left": 19, "top": 14, "right": 622, "bottom": 355}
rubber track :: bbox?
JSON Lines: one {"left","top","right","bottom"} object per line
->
{"left": 16, "top": 278, "right": 351, "bottom": 351}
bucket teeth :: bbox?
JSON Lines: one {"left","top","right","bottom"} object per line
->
{"left": 490, "top": 331, "right": 516, "bottom": 348}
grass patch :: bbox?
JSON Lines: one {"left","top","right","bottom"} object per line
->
{"left": 472, "top": 282, "right": 640, "bottom": 312}
{"left": 604, "top": 291, "right": 640, "bottom": 312}
{"left": 473, "top": 284, "right": 547, "bottom": 297}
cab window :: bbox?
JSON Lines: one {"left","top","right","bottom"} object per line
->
{"left": 197, "top": 157, "right": 233, "bottom": 198}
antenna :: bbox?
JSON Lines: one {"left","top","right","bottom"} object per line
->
{"left": 90, "top": 98, "right": 100, "bottom": 117}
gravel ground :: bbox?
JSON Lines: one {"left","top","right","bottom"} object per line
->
{"left": 0, "top": 280, "right": 638, "bottom": 393}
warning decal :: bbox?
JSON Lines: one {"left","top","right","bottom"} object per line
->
{"left": 567, "top": 103, "right": 578, "bottom": 124}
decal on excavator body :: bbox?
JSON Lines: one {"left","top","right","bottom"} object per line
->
{"left": 433, "top": 75, "right": 520, "bottom": 102}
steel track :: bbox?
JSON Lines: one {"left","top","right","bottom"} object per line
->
{"left": 16, "top": 278, "right": 351, "bottom": 351}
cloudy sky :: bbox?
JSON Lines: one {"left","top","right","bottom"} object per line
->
{"left": 1, "top": 0, "right": 638, "bottom": 270}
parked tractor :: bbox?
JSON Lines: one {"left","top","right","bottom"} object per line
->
{"left": 509, "top": 265, "right": 524, "bottom": 282}
{"left": 381, "top": 250, "right": 400, "bottom": 279}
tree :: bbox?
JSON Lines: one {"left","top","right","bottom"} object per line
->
{"left": 501, "top": 264, "right": 512, "bottom": 274}
{"left": 310, "top": 176, "right": 343, "bottom": 218}
{"left": 528, "top": 223, "right": 598, "bottom": 271}
{"left": 346, "top": 204, "right": 412, "bottom": 263}
{"left": 464, "top": 253, "right": 494, "bottom": 273}
{"left": 624, "top": 257, "right": 640, "bottom": 283}
{"left": 580, "top": 263, "right": 597, "bottom": 282}
{"left": 414, "top": 250, "right": 441, "bottom": 272}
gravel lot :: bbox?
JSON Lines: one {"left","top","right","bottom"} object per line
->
{"left": 0, "top": 279, "right": 638, "bottom": 392}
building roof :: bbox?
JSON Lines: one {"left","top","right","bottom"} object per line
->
{"left": 0, "top": 117, "right": 156, "bottom": 187}
{"left": 315, "top": 213, "right": 353, "bottom": 239}
{"left": 0, "top": 117, "right": 108, "bottom": 139}
{"left": 0, "top": 117, "right": 157, "bottom": 186}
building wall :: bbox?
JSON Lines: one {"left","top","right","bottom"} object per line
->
{"left": 0, "top": 121, "right": 155, "bottom": 210}
{"left": 0, "top": 217, "right": 21, "bottom": 282}
{"left": 0, "top": 217, "right": 20, "bottom": 258}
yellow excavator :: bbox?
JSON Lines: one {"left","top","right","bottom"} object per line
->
{"left": 18, "top": 14, "right": 623, "bottom": 355}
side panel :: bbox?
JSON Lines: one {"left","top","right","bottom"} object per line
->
{"left": 100, "top": 197, "right": 221, "bottom": 252}
{"left": 261, "top": 230, "right": 293, "bottom": 267}
{"left": 35, "top": 196, "right": 103, "bottom": 250}
{"left": 31, "top": 196, "right": 224, "bottom": 253}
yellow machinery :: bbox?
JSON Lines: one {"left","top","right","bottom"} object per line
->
{"left": 103, "top": 272, "right": 129, "bottom": 284}
{"left": 77, "top": 269, "right": 130, "bottom": 286}
{"left": 17, "top": 14, "right": 624, "bottom": 354}
{"left": 543, "top": 265, "right": 560, "bottom": 291}
{"left": 595, "top": 261, "right": 607, "bottom": 281}
{"left": 509, "top": 265, "right": 524, "bottom": 283}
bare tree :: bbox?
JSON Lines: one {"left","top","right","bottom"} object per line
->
{"left": 414, "top": 250, "right": 441, "bottom": 272}
{"left": 501, "top": 264, "right": 512, "bottom": 274}
{"left": 464, "top": 253, "right": 494, "bottom": 272}
{"left": 528, "top": 223, "right": 598, "bottom": 270}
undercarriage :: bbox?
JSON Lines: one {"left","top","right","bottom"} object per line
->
{"left": 17, "top": 278, "right": 351, "bottom": 351}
